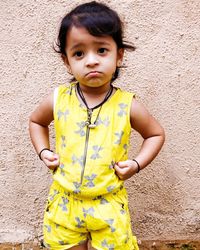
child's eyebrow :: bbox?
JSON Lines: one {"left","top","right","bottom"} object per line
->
{"left": 70, "top": 43, "right": 83, "bottom": 51}
{"left": 70, "top": 41, "right": 111, "bottom": 51}
{"left": 93, "top": 41, "right": 111, "bottom": 46}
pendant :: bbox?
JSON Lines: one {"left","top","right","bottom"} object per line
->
{"left": 88, "top": 123, "right": 96, "bottom": 129}
{"left": 85, "top": 121, "right": 90, "bottom": 127}
{"left": 85, "top": 121, "right": 96, "bottom": 128}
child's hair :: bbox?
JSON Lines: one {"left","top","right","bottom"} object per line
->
{"left": 55, "top": 1, "right": 135, "bottom": 80}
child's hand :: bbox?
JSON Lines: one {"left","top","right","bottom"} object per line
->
{"left": 114, "top": 160, "right": 139, "bottom": 180}
{"left": 40, "top": 150, "right": 60, "bottom": 171}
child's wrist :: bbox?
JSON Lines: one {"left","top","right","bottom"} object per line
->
{"left": 132, "top": 159, "right": 141, "bottom": 173}
{"left": 38, "top": 148, "right": 53, "bottom": 160}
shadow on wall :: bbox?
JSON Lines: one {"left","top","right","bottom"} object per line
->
{"left": 126, "top": 160, "right": 188, "bottom": 238}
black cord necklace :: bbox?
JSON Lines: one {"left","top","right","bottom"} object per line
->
{"left": 76, "top": 83, "right": 113, "bottom": 128}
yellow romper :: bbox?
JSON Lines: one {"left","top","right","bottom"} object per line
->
{"left": 43, "top": 83, "right": 139, "bottom": 250}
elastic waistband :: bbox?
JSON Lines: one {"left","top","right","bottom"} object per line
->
{"left": 50, "top": 181, "right": 125, "bottom": 201}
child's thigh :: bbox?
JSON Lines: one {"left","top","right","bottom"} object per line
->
{"left": 68, "top": 242, "right": 88, "bottom": 250}
{"left": 90, "top": 212, "right": 133, "bottom": 250}
{"left": 90, "top": 190, "right": 139, "bottom": 250}
{"left": 43, "top": 216, "right": 88, "bottom": 250}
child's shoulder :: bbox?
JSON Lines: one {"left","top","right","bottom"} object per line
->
{"left": 56, "top": 82, "right": 75, "bottom": 91}
{"left": 116, "top": 86, "right": 136, "bottom": 100}
{"left": 55, "top": 82, "right": 77, "bottom": 95}
{"left": 53, "top": 83, "right": 76, "bottom": 108}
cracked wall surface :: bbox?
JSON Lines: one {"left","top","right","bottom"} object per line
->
{"left": 0, "top": 0, "right": 200, "bottom": 243}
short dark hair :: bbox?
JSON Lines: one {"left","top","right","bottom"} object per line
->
{"left": 54, "top": 1, "right": 135, "bottom": 80}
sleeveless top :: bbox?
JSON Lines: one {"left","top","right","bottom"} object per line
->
{"left": 53, "top": 83, "right": 135, "bottom": 197}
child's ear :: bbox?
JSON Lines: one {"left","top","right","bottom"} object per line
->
{"left": 62, "top": 55, "right": 69, "bottom": 65}
{"left": 117, "top": 48, "right": 124, "bottom": 67}
{"left": 62, "top": 55, "right": 72, "bottom": 75}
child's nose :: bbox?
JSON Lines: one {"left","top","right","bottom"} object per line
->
{"left": 85, "top": 53, "right": 99, "bottom": 67}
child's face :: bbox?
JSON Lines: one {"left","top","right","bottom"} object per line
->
{"left": 64, "top": 26, "right": 123, "bottom": 88}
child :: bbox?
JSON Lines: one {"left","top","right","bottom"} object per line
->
{"left": 29, "top": 1, "right": 165, "bottom": 250}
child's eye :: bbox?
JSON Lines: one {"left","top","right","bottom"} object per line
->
{"left": 73, "top": 51, "right": 84, "bottom": 58}
{"left": 98, "top": 48, "right": 108, "bottom": 54}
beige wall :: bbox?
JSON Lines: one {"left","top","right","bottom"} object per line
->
{"left": 0, "top": 0, "right": 200, "bottom": 243}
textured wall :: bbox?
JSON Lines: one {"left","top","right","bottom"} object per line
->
{"left": 0, "top": 0, "right": 199, "bottom": 243}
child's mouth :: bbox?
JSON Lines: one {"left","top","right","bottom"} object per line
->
{"left": 86, "top": 71, "right": 102, "bottom": 78}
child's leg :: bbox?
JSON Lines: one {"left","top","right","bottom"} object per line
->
{"left": 43, "top": 182, "right": 89, "bottom": 250}
{"left": 68, "top": 241, "right": 88, "bottom": 250}
{"left": 88, "top": 188, "right": 139, "bottom": 250}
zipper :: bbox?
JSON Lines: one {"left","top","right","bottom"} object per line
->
{"left": 77, "top": 84, "right": 113, "bottom": 185}
{"left": 80, "top": 109, "right": 92, "bottom": 184}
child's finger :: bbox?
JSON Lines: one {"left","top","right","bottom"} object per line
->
{"left": 52, "top": 153, "right": 59, "bottom": 161}
{"left": 43, "top": 151, "right": 59, "bottom": 162}
{"left": 114, "top": 163, "right": 125, "bottom": 173}
{"left": 115, "top": 161, "right": 128, "bottom": 168}
{"left": 44, "top": 158, "right": 60, "bottom": 170}
{"left": 113, "top": 163, "right": 120, "bottom": 171}
{"left": 114, "top": 164, "right": 125, "bottom": 179}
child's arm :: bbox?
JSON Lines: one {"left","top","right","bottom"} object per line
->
{"left": 29, "top": 93, "right": 59, "bottom": 170}
{"left": 114, "top": 98, "right": 165, "bottom": 180}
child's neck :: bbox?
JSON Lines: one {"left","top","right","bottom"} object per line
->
{"left": 79, "top": 83, "right": 111, "bottom": 96}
